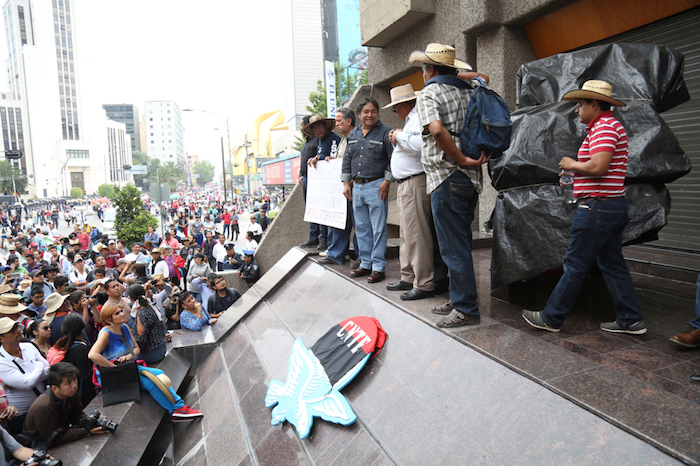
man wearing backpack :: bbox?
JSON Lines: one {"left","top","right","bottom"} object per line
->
{"left": 410, "top": 43, "right": 491, "bottom": 328}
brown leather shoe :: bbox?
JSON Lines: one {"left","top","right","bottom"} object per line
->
{"left": 669, "top": 328, "right": 700, "bottom": 348}
{"left": 350, "top": 267, "right": 371, "bottom": 278}
{"left": 367, "top": 271, "right": 385, "bottom": 283}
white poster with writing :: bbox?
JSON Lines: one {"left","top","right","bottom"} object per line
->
{"left": 304, "top": 158, "right": 347, "bottom": 229}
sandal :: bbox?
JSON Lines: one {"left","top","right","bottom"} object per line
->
{"left": 436, "top": 309, "right": 480, "bottom": 328}
{"left": 431, "top": 301, "right": 453, "bottom": 315}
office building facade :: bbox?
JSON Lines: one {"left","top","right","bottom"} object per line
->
{"left": 144, "top": 101, "right": 185, "bottom": 166}
{"left": 103, "top": 104, "right": 142, "bottom": 153}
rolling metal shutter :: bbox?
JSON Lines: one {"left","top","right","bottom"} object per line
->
{"left": 592, "top": 6, "right": 700, "bottom": 251}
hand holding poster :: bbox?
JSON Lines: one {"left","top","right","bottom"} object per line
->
{"left": 303, "top": 158, "right": 347, "bottom": 229}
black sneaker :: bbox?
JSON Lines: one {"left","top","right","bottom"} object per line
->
{"left": 317, "top": 240, "right": 328, "bottom": 251}
{"left": 521, "top": 310, "right": 560, "bottom": 333}
{"left": 299, "top": 239, "right": 319, "bottom": 248}
{"left": 600, "top": 320, "right": 647, "bottom": 335}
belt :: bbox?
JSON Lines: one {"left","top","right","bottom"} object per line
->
{"left": 395, "top": 173, "right": 423, "bottom": 184}
{"left": 354, "top": 176, "right": 382, "bottom": 184}
{"left": 578, "top": 196, "right": 625, "bottom": 205}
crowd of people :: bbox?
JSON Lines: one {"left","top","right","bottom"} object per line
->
{"left": 0, "top": 188, "right": 279, "bottom": 457}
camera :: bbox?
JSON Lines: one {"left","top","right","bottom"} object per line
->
{"left": 84, "top": 410, "right": 118, "bottom": 433}
{"left": 25, "top": 450, "right": 62, "bottom": 466}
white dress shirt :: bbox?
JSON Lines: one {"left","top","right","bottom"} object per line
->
{"left": 390, "top": 106, "right": 425, "bottom": 180}
{"left": 0, "top": 343, "right": 50, "bottom": 414}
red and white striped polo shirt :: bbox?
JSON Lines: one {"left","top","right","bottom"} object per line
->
{"left": 573, "top": 111, "right": 628, "bottom": 198}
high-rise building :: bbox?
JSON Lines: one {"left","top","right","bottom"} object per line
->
{"left": 282, "top": 0, "right": 324, "bottom": 131}
{"left": 103, "top": 104, "right": 142, "bottom": 153}
{"left": 1, "top": 0, "right": 124, "bottom": 197}
{"left": 144, "top": 101, "right": 185, "bottom": 166}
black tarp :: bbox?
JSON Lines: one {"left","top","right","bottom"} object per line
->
{"left": 516, "top": 43, "right": 690, "bottom": 112}
{"left": 489, "top": 102, "right": 691, "bottom": 190}
{"left": 489, "top": 183, "right": 671, "bottom": 291}
{"left": 489, "top": 43, "right": 691, "bottom": 290}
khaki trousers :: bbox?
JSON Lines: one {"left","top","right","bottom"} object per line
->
{"left": 397, "top": 174, "right": 434, "bottom": 291}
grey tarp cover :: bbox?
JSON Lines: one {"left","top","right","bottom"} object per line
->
{"left": 490, "top": 184, "right": 670, "bottom": 291}
{"left": 490, "top": 43, "right": 690, "bottom": 290}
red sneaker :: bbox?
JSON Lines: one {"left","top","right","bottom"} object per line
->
{"left": 171, "top": 406, "right": 203, "bottom": 422}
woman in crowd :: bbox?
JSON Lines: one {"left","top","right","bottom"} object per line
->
{"left": 68, "top": 290, "right": 101, "bottom": 344}
{"left": 51, "top": 313, "right": 95, "bottom": 406}
{"left": 88, "top": 302, "right": 202, "bottom": 421}
{"left": 69, "top": 255, "right": 89, "bottom": 286}
{"left": 162, "top": 246, "right": 180, "bottom": 286}
{"left": 25, "top": 319, "right": 51, "bottom": 358}
{"left": 126, "top": 283, "right": 168, "bottom": 364}
{"left": 179, "top": 291, "right": 221, "bottom": 331}
{"left": 186, "top": 253, "right": 212, "bottom": 301}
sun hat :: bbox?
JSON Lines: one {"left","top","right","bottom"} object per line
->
{"left": 382, "top": 83, "right": 420, "bottom": 109}
{"left": 0, "top": 294, "right": 27, "bottom": 314}
{"left": 43, "top": 293, "right": 69, "bottom": 325}
{"left": 0, "top": 284, "right": 13, "bottom": 295}
{"left": 151, "top": 248, "right": 161, "bottom": 254}
{"left": 0, "top": 317, "right": 16, "bottom": 334}
{"left": 409, "top": 43, "right": 472, "bottom": 70}
{"left": 139, "top": 370, "right": 175, "bottom": 403}
{"left": 18, "top": 280, "right": 31, "bottom": 292}
{"left": 302, "top": 114, "right": 336, "bottom": 137}
{"left": 562, "top": 80, "right": 625, "bottom": 107}
{"left": 93, "top": 243, "right": 106, "bottom": 253}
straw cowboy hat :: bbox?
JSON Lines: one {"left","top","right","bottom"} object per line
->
{"left": 409, "top": 43, "right": 472, "bottom": 70}
{"left": 93, "top": 243, "right": 106, "bottom": 253}
{"left": 0, "top": 294, "right": 27, "bottom": 315}
{"left": 43, "top": 293, "right": 69, "bottom": 325}
{"left": 140, "top": 370, "right": 175, "bottom": 403}
{"left": 0, "top": 317, "right": 16, "bottom": 334}
{"left": 302, "top": 114, "right": 336, "bottom": 137}
{"left": 562, "top": 80, "right": 625, "bottom": 107}
{"left": 382, "top": 83, "right": 419, "bottom": 109}
{"left": 0, "top": 285, "right": 13, "bottom": 295}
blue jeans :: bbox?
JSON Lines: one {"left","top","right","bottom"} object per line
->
{"left": 302, "top": 176, "right": 327, "bottom": 242}
{"left": 541, "top": 199, "right": 643, "bottom": 328}
{"left": 691, "top": 274, "right": 700, "bottom": 330}
{"left": 353, "top": 178, "right": 388, "bottom": 272}
{"left": 431, "top": 172, "right": 479, "bottom": 316}
{"left": 139, "top": 345, "right": 167, "bottom": 365}
{"left": 326, "top": 200, "right": 359, "bottom": 264}
{"left": 138, "top": 366, "right": 185, "bottom": 414}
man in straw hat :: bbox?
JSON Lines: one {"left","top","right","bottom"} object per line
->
{"left": 409, "top": 43, "right": 490, "bottom": 327}
{"left": 522, "top": 80, "right": 646, "bottom": 335}
{"left": 298, "top": 115, "right": 326, "bottom": 250}
{"left": 383, "top": 83, "right": 446, "bottom": 301}
{"left": 341, "top": 97, "right": 394, "bottom": 283}
{"left": 305, "top": 113, "right": 341, "bottom": 253}
{"left": 0, "top": 316, "right": 50, "bottom": 435}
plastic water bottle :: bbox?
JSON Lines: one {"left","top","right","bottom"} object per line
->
{"left": 560, "top": 171, "right": 575, "bottom": 204}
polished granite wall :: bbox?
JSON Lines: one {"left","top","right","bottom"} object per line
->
{"left": 175, "top": 260, "right": 681, "bottom": 466}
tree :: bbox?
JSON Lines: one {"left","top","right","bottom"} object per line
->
{"left": 113, "top": 184, "right": 159, "bottom": 246}
{"left": 70, "top": 187, "right": 83, "bottom": 199}
{"left": 192, "top": 160, "right": 216, "bottom": 185}
{"left": 98, "top": 183, "right": 117, "bottom": 199}
{"left": 305, "top": 64, "right": 369, "bottom": 116}
{"left": 0, "top": 161, "right": 27, "bottom": 195}
{"left": 150, "top": 160, "right": 184, "bottom": 190}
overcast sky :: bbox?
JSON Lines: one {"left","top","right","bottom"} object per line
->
{"left": 0, "top": 0, "right": 292, "bottom": 170}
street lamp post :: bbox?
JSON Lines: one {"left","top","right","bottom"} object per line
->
{"left": 183, "top": 109, "right": 231, "bottom": 204}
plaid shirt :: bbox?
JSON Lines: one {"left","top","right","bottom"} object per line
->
{"left": 417, "top": 81, "right": 483, "bottom": 194}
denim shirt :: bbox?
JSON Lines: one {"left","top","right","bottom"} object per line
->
{"left": 341, "top": 121, "right": 394, "bottom": 182}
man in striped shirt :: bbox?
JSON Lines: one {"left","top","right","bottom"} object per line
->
{"left": 523, "top": 80, "right": 646, "bottom": 335}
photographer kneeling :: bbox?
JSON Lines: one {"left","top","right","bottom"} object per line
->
{"left": 25, "top": 362, "right": 107, "bottom": 448}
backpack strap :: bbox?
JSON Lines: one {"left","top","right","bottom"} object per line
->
{"left": 424, "top": 75, "right": 472, "bottom": 90}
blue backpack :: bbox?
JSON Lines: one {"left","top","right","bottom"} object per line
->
{"left": 424, "top": 75, "right": 512, "bottom": 159}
